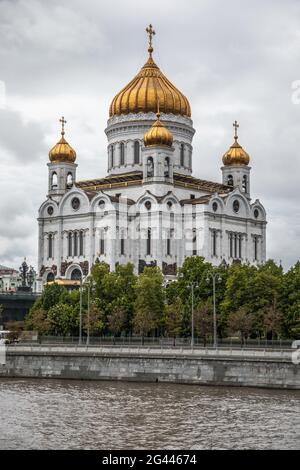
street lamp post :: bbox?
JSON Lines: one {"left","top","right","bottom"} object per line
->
{"left": 87, "top": 284, "right": 90, "bottom": 346}
{"left": 83, "top": 279, "right": 95, "bottom": 347}
{"left": 79, "top": 279, "right": 83, "bottom": 345}
{"left": 206, "top": 271, "right": 222, "bottom": 349}
{"left": 187, "top": 282, "right": 198, "bottom": 348}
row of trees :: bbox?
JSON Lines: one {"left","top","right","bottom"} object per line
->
{"left": 25, "top": 257, "right": 300, "bottom": 342}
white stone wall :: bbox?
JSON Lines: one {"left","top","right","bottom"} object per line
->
{"left": 38, "top": 109, "right": 266, "bottom": 287}
{"left": 38, "top": 180, "right": 266, "bottom": 283}
{"left": 105, "top": 113, "right": 195, "bottom": 176}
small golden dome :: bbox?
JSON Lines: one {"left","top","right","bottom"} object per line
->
{"left": 144, "top": 111, "right": 173, "bottom": 148}
{"left": 222, "top": 121, "right": 250, "bottom": 166}
{"left": 49, "top": 117, "right": 76, "bottom": 164}
{"left": 109, "top": 25, "right": 191, "bottom": 118}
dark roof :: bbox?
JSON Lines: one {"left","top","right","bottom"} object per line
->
{"left": 0, "top": 264, "right": 18, "bottom": 275}
{"left": 76, "top": 171, "right": 231, "bottom": 195}
{"left": 76, "top": 171, "right": 142, "bottom": 191}
{"left": 173, "top": 173, "right": 230, "bottom": 193}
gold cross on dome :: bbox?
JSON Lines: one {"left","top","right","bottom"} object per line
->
{"left": 233, "top": 120, "right": 239, "bottom": 140}
{"left": 59, "top": 116, "right": 67, "bottom": 136}
{"left": 156, "top": 98, "right": 160, "bottom": 118}
{"left": 146, "top": 24, "right": 156, "bottom": 55}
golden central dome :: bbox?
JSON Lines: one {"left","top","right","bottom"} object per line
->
{"left": 144, "top": 111, "right": 173, "bottom": 147}
{"left": 49, "top": 117, "right": 76, "bottom": 164}
{"left": 222, "top": 121, "right": 250, "bottom": 166}
{"left": 109, "top": 27, "right": 191, "bottom": 117}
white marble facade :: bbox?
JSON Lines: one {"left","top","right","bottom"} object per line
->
{"left": 37, "top": 109, "right": 267, "bottom": 291}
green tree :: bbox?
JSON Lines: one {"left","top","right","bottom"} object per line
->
{"left": 221, "top": 263, "right": 257, "bottom": 322}
{"left": 176, "top": 257, "right": 228, "bottom": 337}
{"left": 48, "top": 303, "right": 78, "bottom": 336}
{"left": 42, "top": 283, "right": 66, "bottom": 311}
{"left": 220, "top": 260, "right": 283, "bottom": 338}
{"left": 282, "top": 262, "right": 300, "bottom": 338}
{"left": 194, "top": 299, "right": 213, "bottom": 347}
{"left": 107, "top": 301, "right": 128, "bottom": 339}
{"left": 101, "top": 263, "right": 137, "bottom": 333}
{"left": 133, "top": 266, "right": 164, "bottom": 343}
{"left": 88, "top": 261, "right": 110, "bottom": 303}
{"left": 263, "top": 296, "right": 283, "bottom": 340}
{"left": 84, "top": 300, "right": 106, "bottom": 336}
{"left": 284, "top": 301, "right": 300, "bottom": 338}
{"left": 88, "top": 262, "right": 137, "bottom": 335}
{"left": 25, "top": 308, "right": 52, "bottom": 335}
{"left": 228, "top": 307, "right": 253, "bottom": 345}
{"left": 163, "top": 297, "right": 183, "bottom": 346}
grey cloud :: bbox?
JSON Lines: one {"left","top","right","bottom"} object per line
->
{"left": 0, "top": 108, "right": 46, "bottom": 161}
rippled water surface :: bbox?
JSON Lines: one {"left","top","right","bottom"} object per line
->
{"left": 0, "top": 378, "right": 299, "bottom": 449}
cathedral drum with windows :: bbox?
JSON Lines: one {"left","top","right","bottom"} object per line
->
{"left": 37, "top": 25, "right": 267, "bottom": 290}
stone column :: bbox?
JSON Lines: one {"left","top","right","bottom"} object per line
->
{"left": 37, "top": 220, "right": 44, "bottom": 274}
{"left": 56, "top": 218, "right": 62, "bottom": 276}
{"left": 89, "top": 215, "right": 94, "bottom": 275}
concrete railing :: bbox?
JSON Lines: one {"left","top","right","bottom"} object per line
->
{"left": 6, "top": 345, "right": 294, "bottom": 361}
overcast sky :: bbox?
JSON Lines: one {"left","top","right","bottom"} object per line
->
{"left": 0, "top": 0, "right": 299, "bottom": 272}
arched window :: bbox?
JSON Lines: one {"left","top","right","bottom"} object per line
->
{"left": 180, "top": 144, "right": 185, "bottom": 166}
{"left": 164, "top": 157, "right": 169, "bottom": 177}
{"left": 230, "top": 232, "right": 242, "bottom": 259}
{"left": 100, "top": 231, "right": 105, "bottom": 255}
{"left": 111, "top": 145, "right": 114, "bottom": 167}
{"left": 170, "top": 212, "right": 175, "bottom": 232}
{"left": 147, "top": 228, "right": 151, "bottom": 255}
{"left": 254, "top": 236, "right": 258, "bottom": 261}
{"left": 71, "top": 269, "right": 82, "bottom": 281}
{"left": 227, "top": 175, "right": 233, "bottom": 187}
{"left": 51, "top": 172, "right": 58, "bottom": 189}
{"left": 212, "top": 230, "right": 217, "bottom": 256}
{"left": 68, "top": 232, "right": 72, "bottom": 257}
{"left": 48, "top": 234, "right": 53, "bottom": 258}
{"left": 120, "top": 142, "right": 125, "bottom": 165}
{"left": 192, "top": 229, "right": 197, "bottom": 256}
{"left": 234, "top": 233, "right": 238, "bottom": 258}
{"left": 167, "top": 229, "right": 173, "bottom": 256}
{"left": 67, "top": 173, "right": 73, "bottom": 187}
{"left": 147, "top": 157, "right": 154, "bottom": 177}
{"left": 47, "top": 272, "right": 55, "bottom": 282}
{"left": 79, "top": 231, "right": 84, "bottom": 256}
{"left": 120, "top": 232, "right": 125, "bottom": 255}
{"left": 73, "top": 232, "right": 78, "bottom": 256}
{"left": 229, "top": 233, "right": 233, "bottom": 257}
{"left": 134, "top": 141, "right": 140, "bottom": 164}
{"left": 238, "top": 235, "right": 242, "bottom": 258}
{"left": 242, "top": 175, "right": 248, "bottom": 193}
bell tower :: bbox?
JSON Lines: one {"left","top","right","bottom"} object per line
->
{"left": 142, "top": 108, "right": 174, "bottom": 184}
{"left": 48, "top": 117, "right": 77, "bottom": 201}
{"left": 221, "top": 121, "right": 251, "bottom": 198}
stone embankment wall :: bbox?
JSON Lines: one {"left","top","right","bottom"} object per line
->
{"left": 0, "top": 346, "right": 299, "bottom": 389}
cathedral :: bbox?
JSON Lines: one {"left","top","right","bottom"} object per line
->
{"left": 37, "top": 25, "right": 267, "bottom": 290}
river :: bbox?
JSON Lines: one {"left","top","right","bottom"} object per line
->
{"left": 0, "top": 378, "right": 299, "bottom": 449}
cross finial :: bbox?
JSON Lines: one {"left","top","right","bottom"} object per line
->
{"left": 156, "top": 98, "right": 160, "bottom": 119}
{"left": 59, "top": 116, "right": 67, "bottom": 136}
{"left": 146, "top": 24, "right": 156, "bottom": 57}
{"left": 233, "top": 120, "right": 239, "bottom": 140}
